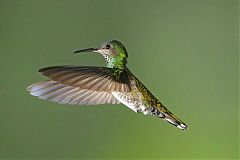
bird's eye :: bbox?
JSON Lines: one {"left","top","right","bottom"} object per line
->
{"left": 106, "top": 44, "right": 111, "bottom": 49}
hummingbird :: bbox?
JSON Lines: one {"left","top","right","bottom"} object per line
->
{"left": 27, "top": 40, "right": 187, "bottom": 130}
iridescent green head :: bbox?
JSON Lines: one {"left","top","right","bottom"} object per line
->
{"left": 74, "top": 40, "right": 128, "bottom": 69}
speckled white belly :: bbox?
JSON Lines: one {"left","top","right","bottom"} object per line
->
{"left": 112, "top": 92, "right": 148, "bottom": 115}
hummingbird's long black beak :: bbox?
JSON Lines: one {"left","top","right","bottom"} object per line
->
{"left": 73, "top": 48, "right": 98, "bottom": 54}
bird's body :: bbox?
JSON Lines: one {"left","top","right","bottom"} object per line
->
{"left": 112, "top": 68, "right": 187, "bottom": 130}
{"left": 27, "top": 40, "right": 187, "bottom": 130}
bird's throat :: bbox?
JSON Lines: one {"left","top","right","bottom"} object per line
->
{"left": 105, "top": 55, "right": 127, "bottom": 69}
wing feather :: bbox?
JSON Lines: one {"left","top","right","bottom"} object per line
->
{"left": 39, "top": 66, "right": 131, "bottom": 92}
{"left": 27, "top": 80, "right": 120, "bottom": 105}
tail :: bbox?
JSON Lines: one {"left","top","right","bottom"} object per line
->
{"left": 154, "top": 104, "right": 188, "bottom": 130}
{"left": 162, "top": 111, "right": 187, "bottom": 130}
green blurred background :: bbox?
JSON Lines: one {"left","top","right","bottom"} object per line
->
{"left": 0, "top": 0, "right": 238, "bottom": 159}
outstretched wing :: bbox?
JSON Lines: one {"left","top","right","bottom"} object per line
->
{"left": 39, "top": 66, "right": 131, "bottom": 92}
{"left": 27, "top": 66, "right": 132, "bottom": 105}
{"left": 27, "top": 80, "right": 120, "bottom": 105}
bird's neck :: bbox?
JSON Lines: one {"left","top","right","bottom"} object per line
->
{"left": 105, "top": 55, "right": 127, "bottom": 69}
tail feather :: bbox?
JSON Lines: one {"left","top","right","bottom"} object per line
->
{"left": 163, "top": 114, "right": 187, "bottom": 130}
{"left": 153, "top": 104, "right": 188, "bottom": 130}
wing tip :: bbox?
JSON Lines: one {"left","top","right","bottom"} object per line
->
{"left": 26, "top": 82, "right": 38, "bottom": 92}
{"left": 38, "top": 66, "right": 59, "bottom": 73}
